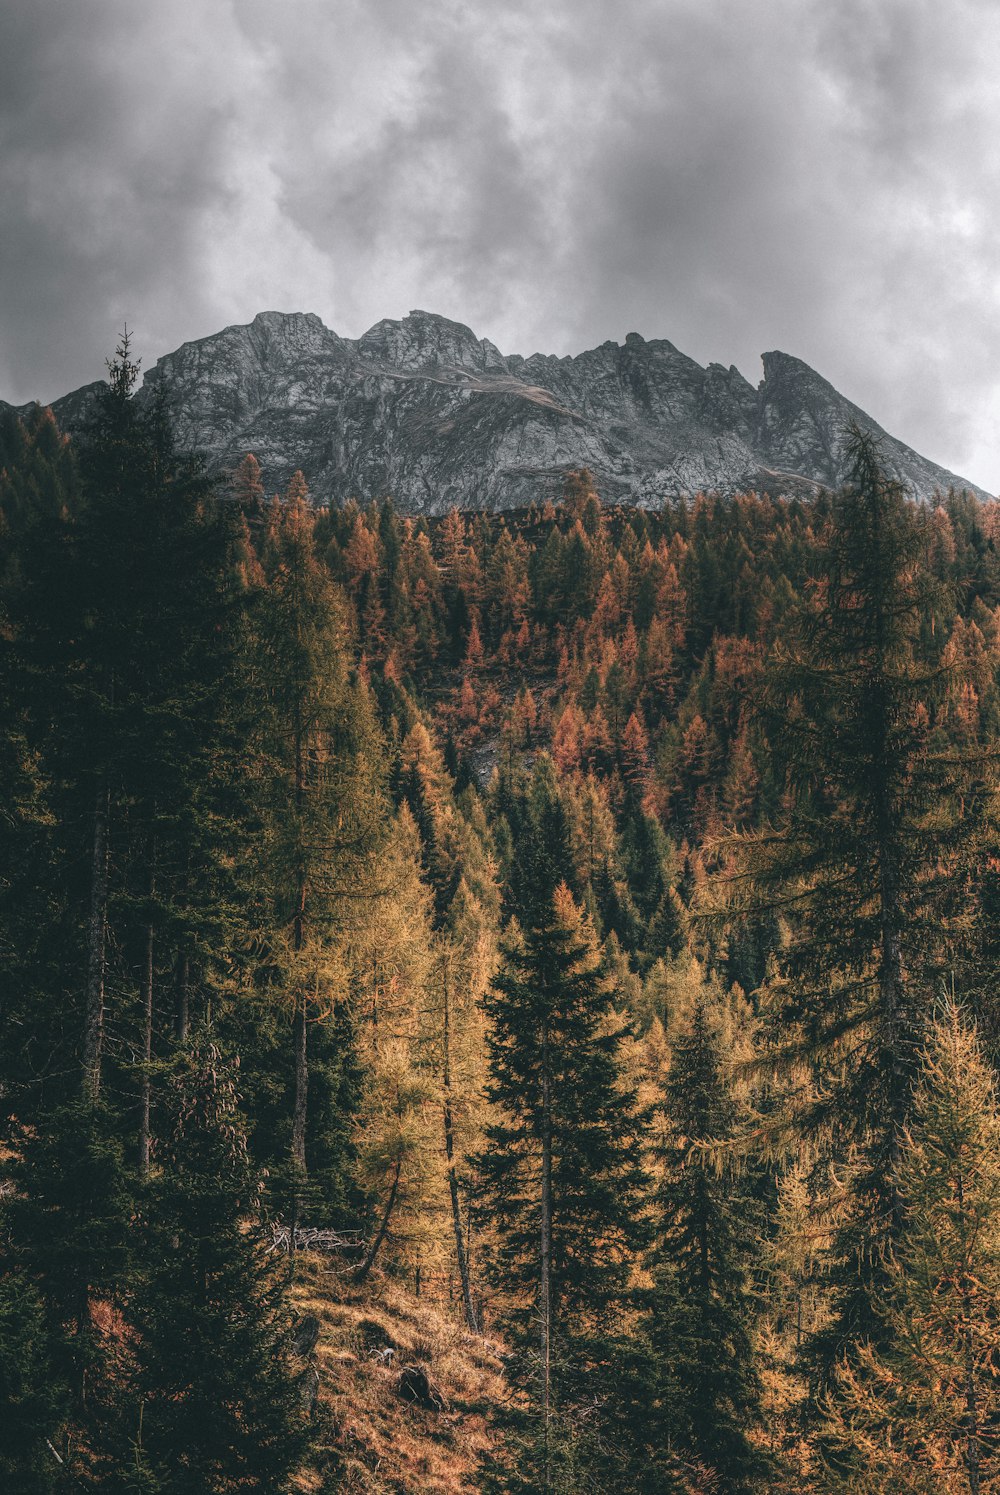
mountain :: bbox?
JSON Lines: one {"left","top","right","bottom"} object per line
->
{"left": 3, "top": 310, "right": 987, "bottom": 509}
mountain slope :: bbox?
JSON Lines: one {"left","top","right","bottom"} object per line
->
{"left": 3, "top": 310, "right": 985, "bottom": 509}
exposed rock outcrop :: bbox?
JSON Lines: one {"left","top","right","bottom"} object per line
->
{"left": 4, "top": 309, "right": 985, "bottom": 509}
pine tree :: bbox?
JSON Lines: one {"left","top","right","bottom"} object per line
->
{"left": 1, "top": 1099, "right": 133, "bottom": 1483}
{"left": 125, "top": 1045, "right": 307, "bottom": 1493}
{"left": 711, "top": 426, "right": 994, "bottom": 1356}
{"left": 1, "top": 345, "right": 254, "bottom": 1485}
{"left": 476, "top": 881, "right": 648, "bottom": 1493}
{"left": 643, "top": 997, "right": 766, "bottom": 1492}
{"left": 0, "top": 1272, "right": 66, "bottom": 1493}
{"left": 0, "top": 409, "right": 78, "bottom": 1118}
{"left": 502, "top": 755, "right": 581, "bottom": 927}
{"left": 4, "top": 335, "right": 244, "bottom": 1133}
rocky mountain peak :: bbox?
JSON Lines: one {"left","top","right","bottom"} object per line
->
{"left": 247, "top": 309, "right": 345, "bottom": 358}
{"left": 355, "top": 310, "right": 508, "bottom": 377}
{"left": 4, "top": 312, "right": 987, "bottom": 512}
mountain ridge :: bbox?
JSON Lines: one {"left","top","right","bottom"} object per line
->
{"left": 2, "top": 309, "right": 987, "bottom": 509}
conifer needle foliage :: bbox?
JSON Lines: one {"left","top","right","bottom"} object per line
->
{"left": 7, "top": 360, "right": 1000, "bottom": 1491}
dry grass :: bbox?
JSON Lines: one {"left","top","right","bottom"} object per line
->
{"left": 290, "top": 1254, "right": 506, "bottom": 1493}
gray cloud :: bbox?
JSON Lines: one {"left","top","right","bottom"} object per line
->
{"left": 1, "top": 0, "right": 998, "bottom": 490}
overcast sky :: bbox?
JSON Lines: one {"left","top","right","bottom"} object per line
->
{"left": 2, "top": 0, "right": 999, "bottom": 490}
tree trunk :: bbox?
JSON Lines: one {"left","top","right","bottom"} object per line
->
{"left": 138, "top": 914, "right": 154, "bottom": 1180}
{"left": 174, "top": 952, "right": 190, "bottom": 1044}
{"left": 354, "top": 1158, "right": 401, "bottom": 1284}
{"left": 874, "top": 702, "right": 907, "bottom": 1236}
{"left": 540, "top": 1019, "right": 553, "bottom": 1492}
{"left": 442, "top": 966, "right": 478, "bottom": 1333}
{"left": 82, "top": 779, "right": 110, "bottom": 1103}
{"left": 956, "top": 1170, "right": 981, "bottom": 1495}
{"left": 291, "top": 993, "right": 308, "bottom": 1172}
{"left": 137, "top": 842, "right": 156, "bottom": 1179}
{"left": 290, "top": 703, "right": 309, "bottom": 1174}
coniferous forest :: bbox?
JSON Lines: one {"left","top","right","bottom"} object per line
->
{"left": 5, "top": 340, "right": 1000, "bottom": 1493}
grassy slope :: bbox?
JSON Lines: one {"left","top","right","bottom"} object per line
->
{"left": 290, "top": 1255, "right": 505, "bottom": 1493}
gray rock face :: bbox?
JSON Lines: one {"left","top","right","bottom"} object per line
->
{"left": 5, "top": 310, "right": 986, "bottom": 509}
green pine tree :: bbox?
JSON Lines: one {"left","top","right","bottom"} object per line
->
{"left": 125, "top": 1044, "right": 308, "bottom": 1493}
{"left": 2, "top": 335, "right": 246, "bottom": 1127}
{"left": 643, "top": 997, "right": 767, "bottom": 1492}
{"left": 476, "top": 877, "right": 648, "bottom": 1493}
{"left": 0, "top": 1271, "right": 68, "bottom": 1493}
{"left": 710, "top": 426, "right": 994, "bottom": 1357}
{"left": 1, "top": 1098, "right": 133, "bottom": 1485}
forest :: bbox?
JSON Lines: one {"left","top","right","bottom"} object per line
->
{"left": 3, "top": 339, "right": 1000, "bottom": 1493}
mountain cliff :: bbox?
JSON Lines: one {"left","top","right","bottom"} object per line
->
{"left": 4, "top": 310, "right": 986, "bottom": 508}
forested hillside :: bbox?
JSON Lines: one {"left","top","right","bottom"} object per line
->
{"left": 3, "top": 342, "right": 1000, "bottom": 1492}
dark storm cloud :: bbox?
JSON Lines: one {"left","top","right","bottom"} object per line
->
{"left": 0, "top": 3, "right": 254, "bottom": 398}
{"left": 1, "top": 0, "right": 998, "bottom": 488}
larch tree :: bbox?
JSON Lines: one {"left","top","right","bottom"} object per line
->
{"left": 822, "top": 999, "right": 1000, "bottom": 1494}
{"left": 427, "top": 876, "right": 495, "bottom": 1333}
{"left": 252, "top": 475, "right": 385, "bottom": 1220}
{"left": 349, "top": 805, "right": 439, "bottom": 1284}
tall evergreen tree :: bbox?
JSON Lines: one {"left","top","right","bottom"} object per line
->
{"left": 0, "top": 409, "right": 79, "bottom": 1120}
{"left": 124, "top": 1044, "right": 308, "bottom": 1493}
{"left": 1, "top": 1099, "right": 133, "bottom": 1484}
{"left": 3, "top": 334, "right": 244, "bottom": 1127}
{"left": 1, "top": 347, "right": 247, "bottom": 1482}
{"left": 501, "top": 755, "right": 580, "bottom": 927}
{"left": 711, "top": 426, "right": 994, "bottom": 1355}
{"left": 643, "top": 997, "right": 766, "bottom": 1492}
{"left": 476, "top": 879, "right": 648, "bottom": 1493}
{"left": 0, "top": 1271, "right": 66, "bottom": 1493}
